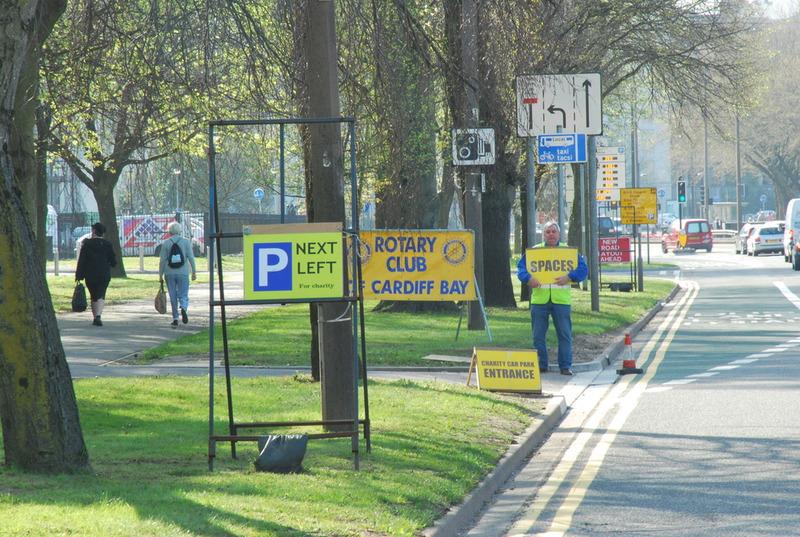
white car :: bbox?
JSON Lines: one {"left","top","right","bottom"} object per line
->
{"left": 747, "top": 223, "right": 784, "bottom": 256}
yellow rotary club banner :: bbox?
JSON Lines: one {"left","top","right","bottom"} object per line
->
{"left": 358, "top": 230, "right": 476, "bottom": 301}
{"left": 525, "top": 246, "right": 579, "bottom": 285}
{"left": 470, "top": 348, "right": 541, "bottom": 393}
{"left": 243, "top": 223, "right": 345, "bottom": 301}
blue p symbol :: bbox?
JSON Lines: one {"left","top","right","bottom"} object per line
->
{"left": 254, "top": 242, "right": 292, "bottom": 291}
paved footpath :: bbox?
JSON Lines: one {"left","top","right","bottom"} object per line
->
{"left": 56, "top": 267, "right": 675, "bottom": 537}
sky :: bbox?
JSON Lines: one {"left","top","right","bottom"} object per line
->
{"left": 762, "top": 0, "right": 799, "bottom": 18}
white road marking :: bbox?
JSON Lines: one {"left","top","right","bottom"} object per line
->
{"left": 688, "top": 372, "right": 719, "bottom": 378}
{"left": 763, "top": 347, "right": 788, "bottom": 353}
{"left": 729, "top": 359, "right": 758, "bottom": 365}
{"left": 664, "top": 378, "right": 698, "bottom": 385}
{"left": 709, "top": 365, "right": 740, "bottom": 371}
{"left": 774, "top": 281, "right": 800, "bottom": 309}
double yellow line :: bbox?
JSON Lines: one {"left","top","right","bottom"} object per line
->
{"left": 508, "top": 281, "right": 699, "bottom": 537}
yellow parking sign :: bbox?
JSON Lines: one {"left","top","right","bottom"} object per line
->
{"left": 243, "top": 223, "right": 344, "bottom": 301}
{"left": 525, "top": 246, "right": 579, "bottom": 285}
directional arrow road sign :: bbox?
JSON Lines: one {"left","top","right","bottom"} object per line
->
{"left": 516, "top": 73, "right": 602, "bottom": 136}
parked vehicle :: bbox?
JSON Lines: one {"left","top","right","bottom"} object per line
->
{"left": 783, "top": 198, "right": 800, "bottom": 262}
{"left": 735, "top": 223, "right": 759, "bottom": 255}
{"left": 755, "top": 209, "right": 776, "bottom": 222}
{"left": 598, "top": 216, "right": 617, "bottom": 237}
{"left": 747, "top": 223, "right": 784, "bottom": 256}
{"left": 661, "top": 218, "right": 713, "bottom": 253}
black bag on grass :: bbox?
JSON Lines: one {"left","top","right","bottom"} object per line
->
{"left": 72, "top": 282, "right": 87, "bottom": 312}
{"left": 254, "top": 434, "right": 308, "bottom": 473}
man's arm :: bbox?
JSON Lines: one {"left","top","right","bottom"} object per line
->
{"left": 568, "top": 254, "right": 589, "bottom": 283}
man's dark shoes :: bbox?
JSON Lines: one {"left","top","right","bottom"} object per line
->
{"left": 92, "top": 316, "right": 102, "bottom": 326}
{"left": 560, "top": 368, "right": 574, "bottom": 376}
{"left": 171, "top": 319, "right": 179, "bottom": 328}
{"left": 540, "top": 367, "right": 549, "bottom": 373}
{"left": 181, "top": 308, "right": 188, "bottom": 324}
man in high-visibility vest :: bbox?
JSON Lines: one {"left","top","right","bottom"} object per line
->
{"left": 517, "top": 221, "right": 588, "bottom": 375}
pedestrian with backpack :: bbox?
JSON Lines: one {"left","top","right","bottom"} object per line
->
{"left": 158, "top": 221, "right": 197, "bottom": 328}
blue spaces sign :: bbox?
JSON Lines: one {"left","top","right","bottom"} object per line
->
{"left": 537, "top": 133, "right": 587, "bottom": 164}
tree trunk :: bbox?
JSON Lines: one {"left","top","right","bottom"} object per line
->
{"left": 519, "top": 183, "right": 530, "bottom": 303}
{"left": 304, "top": 0, "right": 354, "bottom": 429}
{"left": 0, "top": 187, "right": 89, "bottom": 472}
{"left": 0, "top": 0, "right": 86, "bottom": 474}
{"left": 481, "top": 183, "right": 516, "bottom": 307}
{"left": 367, "top": 3, "right": 446, "bottom": 314}
{"left": 35, "top": 102, "right": 50, "bottom": 269}
{"left": 93, "top": 170, "right": 127, "bottom": 278}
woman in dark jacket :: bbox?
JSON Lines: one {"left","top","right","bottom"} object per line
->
{"left": 75, "top": 222, "right": 117, "bottom": 326}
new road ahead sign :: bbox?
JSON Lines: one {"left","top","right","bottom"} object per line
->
{"left": 516, "top": 73, "right": 602, "bottom": 136}
{"left": 537, "top": 133, "right": 587, "bottom": 164}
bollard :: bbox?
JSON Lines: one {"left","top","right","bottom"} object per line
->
{"left": 139, "top": 245, "right": 145, "bottom": 272}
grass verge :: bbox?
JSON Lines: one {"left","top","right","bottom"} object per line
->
{"left": 138, "top": 278, "right": 675, "bottom": 366}
{"left": 0, "top": 376, "right": 541, "bottom": 537}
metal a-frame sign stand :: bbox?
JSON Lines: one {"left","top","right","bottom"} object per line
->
{"left": 206, "top": 117, "right": 370, "bottom": 471}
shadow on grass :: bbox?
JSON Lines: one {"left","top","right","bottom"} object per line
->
{"left": 0, "top": 376, "right": 533, "bottom": 536}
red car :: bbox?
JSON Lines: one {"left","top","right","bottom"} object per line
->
{"left": 661, "top": 218, "right": 713, "bottom": 253}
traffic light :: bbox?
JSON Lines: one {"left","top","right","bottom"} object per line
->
{"left": 698, "top": 184, "right": 705, "bottom": 203}
{"left": 677, "top": 180, "right": 687, "bottom": 203}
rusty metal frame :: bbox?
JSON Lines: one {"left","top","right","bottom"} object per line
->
{"left": 207, "top": 117, "right": 370, "bottom": 471}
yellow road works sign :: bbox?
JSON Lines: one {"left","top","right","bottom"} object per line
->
{"left": 620, "top": 187, "right": 657, "bottom": 224}
{"left": 525, "top": 246, "right": 579, "bottom": 285}
{"left": 470, "top": 348, "right": 541, "bottom": 393}
{"left": 359, "top": 230, "right": 475, "bottom": 301}
{"left": 243, "top": 223, "right": 344, "bottom": 301}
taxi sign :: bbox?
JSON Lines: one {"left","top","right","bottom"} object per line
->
{"left": 620, "top": 188, "right": 657, "bottom": 225}
{"left": 243, "top": 223, "right": 344, "bottom": 301}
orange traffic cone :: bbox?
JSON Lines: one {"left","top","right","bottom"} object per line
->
{"left": 616, "top": 333, "right": 643, "bottom": 375}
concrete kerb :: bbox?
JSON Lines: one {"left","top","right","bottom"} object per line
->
{"left": 421, "top": 282, "right": 681, "bottom": 537}
{"left": 421, "top": 395, "right": 567, "bottom": 537}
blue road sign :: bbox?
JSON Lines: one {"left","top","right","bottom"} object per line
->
{"left": 537, "top": 134, "right": 587, "bottom": 164}
{"left": 253, "top": 187, "right": 265, "bottom": 200}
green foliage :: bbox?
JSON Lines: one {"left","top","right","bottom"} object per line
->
{"left": 0, "top": 376, "right": 540, "bottom": 536}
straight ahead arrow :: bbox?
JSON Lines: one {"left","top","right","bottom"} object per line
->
{"left": 547, "top": 104, "right": 566, "bottom": 128}
{"left": 582, "top": 79, "right": 592, "bottom": 128}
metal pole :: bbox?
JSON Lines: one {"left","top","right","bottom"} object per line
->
{"left": 526, "top": 138, "right": 537, "bottom": 246}
{"left": 349, "top": 122, "right": 360, "bottom": 470}
{"left": 736, "top": 115, "right": 742, "bottom": 231}
{"left": 207, "top": 124, "right": 217, "bottom": 471}
{"left": 588, "top": 136, "right": 600, "bottom": 311}
{"left": 632, "top": 115, "right": 643, "bottom": 291}
{"left": 280, "top": 123, "right": 286, "bottom": 224}
{"left": 557, "top": 126, "right": 564, "bottom": 231}
{"left": 579, "top": 162, "right": 587, "bottom": 290}
{"left": 703, "top": 116, "right": 709, "bottom": 220}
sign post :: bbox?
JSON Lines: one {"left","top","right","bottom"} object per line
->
{"left": 253, "top": 187, "right": 265, "bottom": 213}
